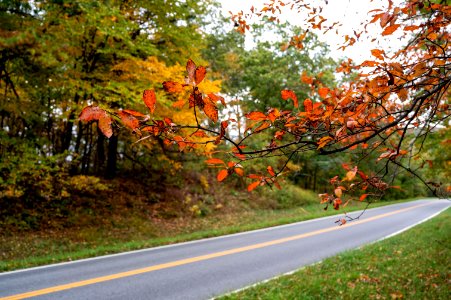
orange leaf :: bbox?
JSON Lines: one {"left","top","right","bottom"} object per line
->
{"left": 98, "top": 115, "right": 113, "bottom": 138}
{"left": 281, "top": 90, "right": 299, "bottom": 107}
{"left": 318, "top": 87, "right": 329, "bottom": 99}
{"left": 359, "top": 194, "right": 369, "bottom": 201}
{"left": 208, "top": 93, "right": 226, "bottom": 105}
{"left": 254, "top": 121, "right": 270, "bottom": 132}
{"left": 234, "top": 168, "right": 244, "bottom": 177}
{"left": 317, "top": 136, "right": 333, "bottom": 149}
{"left": 206, "top": 158, "right": 225, "bottom": 165}
{"left": 245, "top": 111, "right": 267, "bottom": 121}
{"left": 163, "top": 81, "right": 184, "bottom": 93}
{"left": 217, "top": 169, "right": 229, "bottom": 182}
{"left": 267, "top": 166, "right": 276, "bottom": 176}
{"left": 123, "top": 109, "right": 146, "bottom": 117}
{"left": 203, "top": 103, "right": 218, "bottom": 122}
{"left": 143, "top": 89, "right": 156, "bottom": 113}
{"left": 303, "top": 98, "right": 313, "bottom": 113}
{"left": 247, "top": 181, "right": 260, "bottom": 192}
{"left": 118, "top": 110, "right": 140, "bottom": 131}
{"left": 301, "top": 72, "right": 314, "bottom": 84}
{"left": 334, "top": 188, "right": 343, "bottom": 198}
{"left": 370, "top": 49, "right": 385, "bottom": 60}
{"left": 195, "top": 66, "right": 207, "bottom": 85}
{"left": 382, "top": 24, "right": 400, "bottom": 36}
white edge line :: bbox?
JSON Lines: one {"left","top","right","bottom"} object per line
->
{"left": 0, "top": 198, "right": 440, "bottom": 276}
{"left": 214, "top": 202, "right": 450, "bottom": 299}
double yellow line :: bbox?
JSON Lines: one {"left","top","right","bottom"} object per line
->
{"left": 1, "top": 202, "right": 429, "bottom": 299}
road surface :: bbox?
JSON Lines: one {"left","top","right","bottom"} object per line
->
{"left": 0, "top": 199, "right": 449, "bottom": 300}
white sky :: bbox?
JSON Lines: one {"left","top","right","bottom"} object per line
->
{"left": 218, "top": 0, "right": 405, "bottom": 63}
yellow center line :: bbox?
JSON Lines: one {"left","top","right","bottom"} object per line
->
{"left": 1, "top": 202, "right": 430, "bottom": 300}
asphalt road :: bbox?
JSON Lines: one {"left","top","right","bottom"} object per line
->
{"left": 0, "top": 199, "right": 449, "bottom": 300}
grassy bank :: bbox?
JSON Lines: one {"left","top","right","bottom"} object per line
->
{"left": 0, "top": 196, "right": 416, "bottom": 272}
{"left": 220, "top": 207, "right": 450, "bottom": 300}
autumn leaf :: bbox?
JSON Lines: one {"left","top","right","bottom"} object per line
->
{"left": 245, "top": 111, "right": 267, "bottom": 121}
{"left": 118, "top": 110, "right": 140, "bottom": 131}
{"left": 195, "top": 66, "right": 207, "bottom": 85}
{"left": 281, "top": 89, "right": 299, "bottom": 107}
{"left": 98, "top": 115, "right": 113, "bottom": 138}
{"left": 318, "top": 87, "right": 329, "bottom": 98}
{"left": 186, "top": 59, "right": 196, "bottom": 84}
{"left": 334, "top": 188, "right": 343, "bottom": 197}
{"left": 234, "top": 168, "right": 244, "bottom": 176}
{"left": 371, "top": 49, "right": 385, "bottom": 60}
{"left": 205, "top": 158, "right": 225, "bottom": 165}
{"left": 79, "top": 106, "right": 113, "bottom": 138}
{"left": 163, "top": 81, "right": 184, "bottom": 93}
{"left": 217, "top": 169, "right": 229, "bottom": 182}
{"left": 254, "top": 121, "right": 270, "bottom": 132}
{"left": 267, "top": 166, "right": 276, "bottom": 176}
{"left": 247, "top": 181, "right": 260, "bottom": 192}
{"left": 123, "top": 110, "right": 145, "bottom": 118}
{"left": 79, "top": 106, "right": 108, "bottom": 122}
{"left": 203, "top": 103, "right": 218, "bottom": 123}
{"left": 382, "top": 24, "right": 400, "bottom": 35}
{"left": 142, "top": 89, "right": 156, "bottom": 113}
{"left": 359, "top": 194, "right": 369, "bottom": 201}
{"left": 301, "top": 72, "right": 314, "bottom": 84}
{"left": 303, "top": 98, "right": 313, "bottom": 113}
{"left": 317, "top": 136, "right": 333, "bottom": 149}
{"left": 208, "top": 93, "right": 226, "bottom": 105}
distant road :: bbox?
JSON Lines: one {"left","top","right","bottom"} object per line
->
{"left": 1, "top": 199, "right": 449, "bottom": 300}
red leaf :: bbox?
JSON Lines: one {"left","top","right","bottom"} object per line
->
{"left": 195, "top": 66, "right": 207, "bottom": 85}
{"left": 247, "top": 181, "right": 260, "bottom": 192}
{"left": 79, "top": 106, "right": 107, "bottom": 122}
{"left": 303, "top": 98, "right": 313, "bottom": 113}
{"left": 217, "top": 169, "right": 229, "bottom": 182}
{"left": 359, "top": 194, "right": 369, "bottom": 201}
{"left": 186, "top": 59, "right": 196, "bottom": 84}
{"left": 206, "top": 158, "right": 225, "bottom": 165}
{"left": 163, "top": 81, "right": 184, "bottom": 93}
{"left": 143, "top": 89, "right": 156, "bottom": 113}
{"left": 245, "top": 111, "right": 267, "bottom": 121}
{"left": 79, "top": 106, "right": 113, "bottom": 138}
{"left": 281, "top": 90, "right": 299, "bottom": 108}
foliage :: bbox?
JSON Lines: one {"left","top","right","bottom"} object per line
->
{"left": 86, "top": 0, "right": 450, "bottom": 213}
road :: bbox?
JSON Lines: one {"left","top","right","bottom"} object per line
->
{"left": 0, "top": 199, "right": 449, "bottom": 300}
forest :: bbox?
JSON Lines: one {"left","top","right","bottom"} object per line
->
{"left": 0, "top": 0, "right": 449, "bottom": 237}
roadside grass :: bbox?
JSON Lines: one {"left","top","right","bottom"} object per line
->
{"left": 0, "top": 198, "right": 418, "bottom": 272}
{"left": 219, "top": 207, "right": 450, "bottom": 300}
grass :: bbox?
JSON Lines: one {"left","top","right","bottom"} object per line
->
{"left": 219, "top": 207, "right": 450, "bottom": 300}
{"left": 0, "top": 198, "right": 417, "bottom": 272}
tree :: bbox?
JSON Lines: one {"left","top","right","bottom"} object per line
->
{"left": 82, "top": 0, "right": 450, "bottom": 217}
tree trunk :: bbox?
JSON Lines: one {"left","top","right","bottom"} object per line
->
{"left": 106, "top": 135, "right": 118, "bottom": 179}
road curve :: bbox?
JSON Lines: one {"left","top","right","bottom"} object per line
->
{"left": 0, "top": 199, "right": 449, "bottom": 300}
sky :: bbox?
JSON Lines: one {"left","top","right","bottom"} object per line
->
{"left": 218, "top": 0, "right": 405, "bottom": 63}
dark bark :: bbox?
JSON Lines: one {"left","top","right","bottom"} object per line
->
{"left": 106, "top": 134, "right": 118, "bottom": 179}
